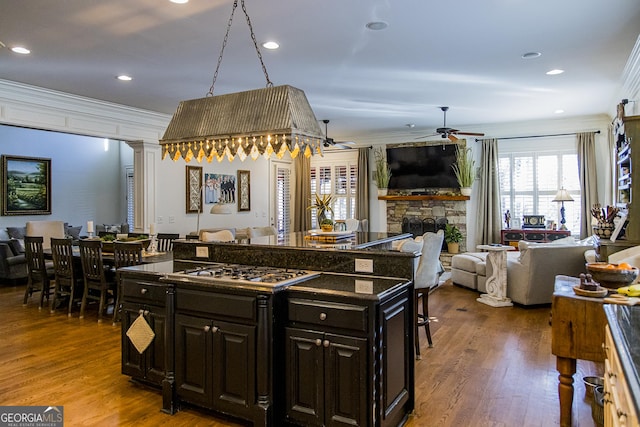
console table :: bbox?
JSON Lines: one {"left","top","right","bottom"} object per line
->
{"left": 501, "top": 229, "right": 571, "bottom": 247}
{"left": 551, "top": 275, "right": 606, "bottom": 427}
{"left": 476, "top": 244, "right": 514, "bottom": 307}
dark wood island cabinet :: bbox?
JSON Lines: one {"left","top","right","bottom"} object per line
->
{"left": 119, "top": 236, "right": 416, "bottom": 426}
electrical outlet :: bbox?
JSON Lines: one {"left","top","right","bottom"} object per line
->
{"left": 355, "top": 258, "right": 374, "bottom": 273}
{"left": 169, "top": 216, "right": 175, "bottom": 223}
{"left": 156, "top": 216, "right": 163, "bottom": 224}
{"left": 196, "top": 246, "right": 209, "bottom": 258}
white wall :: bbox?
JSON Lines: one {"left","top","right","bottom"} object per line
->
{"left": 0, "top": 125, "right": 131, "bottom": 230}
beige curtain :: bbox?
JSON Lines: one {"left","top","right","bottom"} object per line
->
{"left": 577, "top": 132, "right": 599, "bottom": 238}
{"left": 475, "top": 138, "right": 502, "bottom": 246}
{"left": 357, "top": 148, "right": 369, "bottom": 222}
{"left": 293, "top": 155, "right": 311, "bottom": 232}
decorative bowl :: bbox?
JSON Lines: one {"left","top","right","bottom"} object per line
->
{"left": 585, "top": 262, "right": 639, "bottom": 289}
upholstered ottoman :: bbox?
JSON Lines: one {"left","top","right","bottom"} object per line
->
{"left": 451, "top": 252, "right": 488, "bottom": 291}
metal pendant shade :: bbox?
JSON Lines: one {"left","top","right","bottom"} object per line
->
{"left": 160, "top": 85, "right": 324, "bottom": 162}
{"left": 159, "top": 0, "right": 324, "bottom": 163}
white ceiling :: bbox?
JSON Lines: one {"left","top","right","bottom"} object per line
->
{"left": 1, "top": 0, "right": 639, "bottom": 145}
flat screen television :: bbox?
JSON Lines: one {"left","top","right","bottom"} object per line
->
{"left": 386, "top": 144, "right": 459, "bottom": 190}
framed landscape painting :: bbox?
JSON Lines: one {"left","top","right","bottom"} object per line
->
{"left": 2, "top": 155, "right": 51, "bottom": 216}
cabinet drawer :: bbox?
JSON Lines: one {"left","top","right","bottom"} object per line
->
{"left": 288, "top": 298, "right": 367, "bottom": 332}
{"left": 176, "top": 289, "right": 256, "bottom": 321}
{"left": 122, "top": 280, "right": 166, "bottom": 305}
{"left": 503, "top": 231, "right": 524, "bottom": 241}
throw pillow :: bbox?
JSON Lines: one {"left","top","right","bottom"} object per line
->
{"left": 65, "top": 225, "right": 82, "bottom": 239}
{"left": 201, "top": 230, "right": 234, "bottom": 242}
{"left": 7, "top": 226, "right": 26, "bottom": 240}
{"left": 104, "top": 224, "right": 122, "bottom": 234}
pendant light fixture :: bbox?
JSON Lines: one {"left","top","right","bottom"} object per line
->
{"left": 160, "top": 0, "right": 324, "bottom": 163}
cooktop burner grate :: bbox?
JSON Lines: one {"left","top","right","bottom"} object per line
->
{"left": 181, "top": 263, "right": 317, "bottom": 285}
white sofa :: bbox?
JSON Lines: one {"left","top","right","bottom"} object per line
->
{"left": 451, "top": 238, "right": 593, "bottom": 305}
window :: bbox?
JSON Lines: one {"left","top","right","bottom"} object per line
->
{"left": 310, "top": 151, "right": 358, "bottom": 228}
{"left": 274, "top": 163, "right": 291, "bottom": 234}
{"left": 126, "top": 167, "right": 134, "bottom": 226}
{"left": 499, "top": 143, "right": 580, "bottom": 235}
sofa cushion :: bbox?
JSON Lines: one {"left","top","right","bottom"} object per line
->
{"left": 65, "top": 225, "right": 83, "bottom": 239}
{"left": 451, "top": 252, "right": 488, "bottom": 274}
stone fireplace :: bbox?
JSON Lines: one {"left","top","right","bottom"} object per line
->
{"left": 382, "top": 194, "right": 468, "bottom": 253}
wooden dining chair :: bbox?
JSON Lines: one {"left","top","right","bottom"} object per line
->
{"left": 112, "top": 241, "right": 143, "bottom": 324}
{"left": 50, "top": 237, "right": 83, "bottom": 316}
{"left": 23, "top": 236, "right": 56, "bottom": 309}
{"left": 79, "top": 239, "right": 116, "bottom": 323}
{"left": 157, "top": 233, "right": 179, "bottom": 252}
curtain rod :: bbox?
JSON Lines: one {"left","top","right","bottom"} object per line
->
{"left": 475, "top": 130, "right": 601, "bottom": 142}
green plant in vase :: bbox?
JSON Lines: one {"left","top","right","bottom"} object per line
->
{"left": 373, "top": 147, "right": 391, "bottom": 194}
{"left": 308, "top": 193, "right": 334, "bottom": 224}
{"left": 451, "top": 145, "right": 477, "bottom": 196}
{"left": 444, "top": 223, "right": 463, "bottom": 254}
{"left": 320, "top": 218, "right": 334, "bottom": 232}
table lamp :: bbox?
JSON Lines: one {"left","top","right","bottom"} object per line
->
{"left": 552, "top": 188, "right": 574, "bottom": 230}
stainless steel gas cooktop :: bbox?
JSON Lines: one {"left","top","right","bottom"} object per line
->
{"left": 166, "top": 262, "right": 320, "bottom": 288}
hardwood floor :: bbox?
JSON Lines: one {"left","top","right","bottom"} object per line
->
{"left": 0, "top": 280, "right": 601, "bottom": 426}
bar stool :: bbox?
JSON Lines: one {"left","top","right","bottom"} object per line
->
{"left": 23, "top": 236, "right": 55, "bottom": 309}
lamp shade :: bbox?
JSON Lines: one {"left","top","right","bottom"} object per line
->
{"left": 210, "top": 203, "right": 233, "bottom": 214}
{"left": 552, "top": 188, "right": 574, "bottom": 202}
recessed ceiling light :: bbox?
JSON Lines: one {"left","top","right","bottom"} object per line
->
{"left": 546, "top": 69, "right": 565, "bottom": 75}
{"left": 521, "top": 52, "right": 541, "bottom": 59}
{"left": 262, "top": 41, "right": 279, "bottom": 50}
{"left": 11, "top": 46, "right": 30, "bottom": 55}
{"left": 117, "top": 75, "right": 133, "bottom": 81}
{"left": 554, "top": 109, "right": 565, "bottom": 114}
{"left": 366, "top": 21, "right": 388, "bottom": 31}
{"left": 169, "top": 0, "right": 188, "bottom": 4}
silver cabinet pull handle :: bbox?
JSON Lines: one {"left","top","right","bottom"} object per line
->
{"left": 323, "top": 340, "right": 330, "bottom": 348}
{"left": 211, "top": 326, "right": 219, "bottom": 333}
{"left": 319, "top": 312, "right": 327, "bottom": 321}
{"left": 203, "top": 325, "right": 211, "bottom": 332}
{"left": 140, "top": 288, "right": 148, "bottom": 294}
{"left": 315, "top": 339, "right": 322, "bottom": 347}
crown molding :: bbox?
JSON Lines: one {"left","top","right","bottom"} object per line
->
{"left": 0, "top": 79, "right": 170, "bottom": 142}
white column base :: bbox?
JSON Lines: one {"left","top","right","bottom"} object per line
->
{"left": 477, "top": 294, "right": 513, "bottom": 307}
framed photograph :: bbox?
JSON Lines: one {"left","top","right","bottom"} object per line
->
{"left": 2, "top": 155, "right": 51, "bottom": 216}
{"left": 185, "top": 166, "right": 203, "bottom": 213}
{"left": 204, "top": 173, "right": 235, "bottom": 205}
{"left": 238, "top": 170, "right": 250, "bottom": 211}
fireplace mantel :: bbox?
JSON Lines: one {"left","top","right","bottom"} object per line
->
{"left": 378, "top": 195, "right": 469, "bottom": 201}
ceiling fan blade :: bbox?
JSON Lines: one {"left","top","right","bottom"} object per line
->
{"left": 454, "top": 131, "right": 485, "bottom": 136}
{"left": 448, "top": 134, "right": 458, "bottom": 142}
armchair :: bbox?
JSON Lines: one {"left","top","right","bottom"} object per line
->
{"left": 0, "top": 240, "right": 28, "bottom": 282}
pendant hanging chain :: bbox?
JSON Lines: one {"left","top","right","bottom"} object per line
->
{"left": 208, "top": 0, "right": 272, "bottom": 97}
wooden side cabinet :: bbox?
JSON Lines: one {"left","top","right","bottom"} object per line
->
{"left": 501, "top": 229, "right": 571, "bottom": 247}
{"left": 603, "top": 324, "right": 639, "bottom": 426}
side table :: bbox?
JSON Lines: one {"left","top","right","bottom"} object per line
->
{"left": 476, "top": 244, "right": 515, "bottom": 307}
{"left": 551, "top": 275, "right": 606, "bottom": 427}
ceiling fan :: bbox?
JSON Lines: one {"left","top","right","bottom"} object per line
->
{"left": 416, "top": 106, "right": 485, "bottom": 141}
{"left": 322, "top": 119, "right": 356, "bottom": 149}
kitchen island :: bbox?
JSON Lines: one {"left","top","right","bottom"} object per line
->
{"left": 120, "top": 235, "right": 417, "bottom": 426}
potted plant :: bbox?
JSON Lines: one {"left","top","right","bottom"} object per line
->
{"left": 320, "top": 218, "right": 334, "bottom": 232}
{"left": 373, "top": 147, "right": 391, "bottom": 196}
{"left": 451, "top": 145, "right": 477, "bottom": 196}
{"left": 308, "top": 193, "right": 334, "bottom": 224}
{"left": 444, "top": 223, "right": 463, "bottom": 254}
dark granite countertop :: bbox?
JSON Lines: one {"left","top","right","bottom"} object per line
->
{"left": 223, "top": 231, "right": 411, "bottom": 251}
{"left": 604, "top": 304, "right": 640, "bottom": 417}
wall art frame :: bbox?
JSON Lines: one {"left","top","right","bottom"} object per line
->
{"left": 185, "top": 165, "right": 203, "bottom": 213}
{"left": 237, "top": 170, "right": 250, "bottom": 211}
{"left": 2, "top": 155, "right": 52, "bottom": 216}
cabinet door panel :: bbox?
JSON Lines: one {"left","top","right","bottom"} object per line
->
{"left": 285, "top": 327, "right": 324, "bottom": 426}
{"left": 325, "top": 333, "right": 367, "bottom": 427}
{"left": 212, "top": 320, "right": 256, "bottom": 412}
{"left": 175, "top": 313, "right": 211, "bottom": 407}
{"left": 121, "top": 304, "right": 145, "bottom": 379}
{"left": 145, "top": 310, "right": 166, "bottom": 384}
